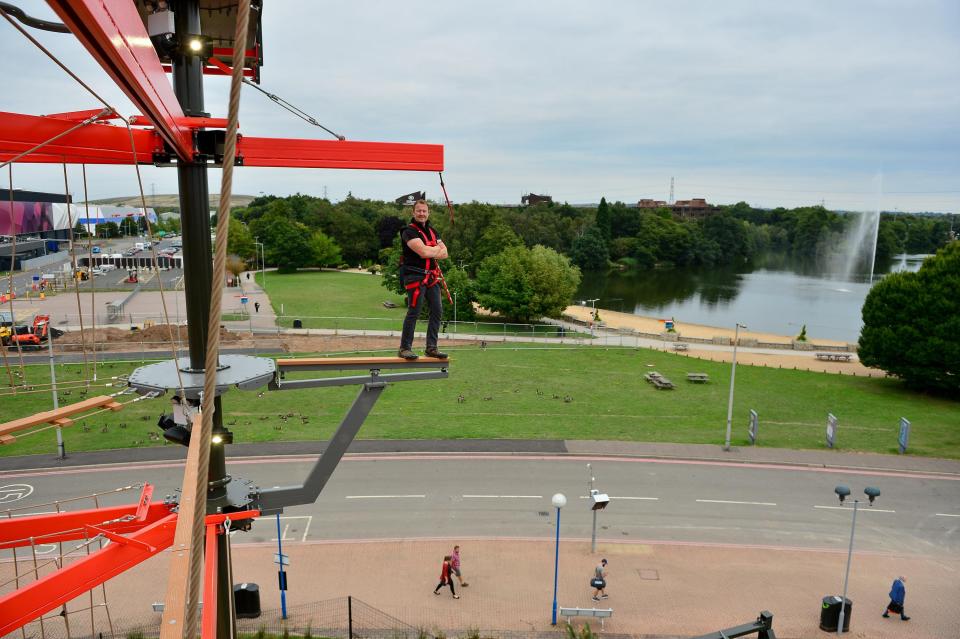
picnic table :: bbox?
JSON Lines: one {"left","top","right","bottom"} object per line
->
{"left": 686, "top": 373, "right": 710, "bottom": 383}
{"left": 815, "top": 352, "right": 852, "bottom": 362}
{"left": 644, "top": 371, "right": 675, "bottom": 389}
{"left": 672, "top": 342, "right": 689, "bottom": 351}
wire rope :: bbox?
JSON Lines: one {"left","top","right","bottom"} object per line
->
{"left": 81, "top": 165, "right": 97, "bottom": 383}
{"left": 242, "top": 78, "right": 345, "bottom": 140}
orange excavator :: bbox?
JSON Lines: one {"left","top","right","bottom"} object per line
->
{"left": 8, "top": 315, "right": 62, "bottom": 350}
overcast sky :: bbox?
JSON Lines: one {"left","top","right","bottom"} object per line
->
{"left": 2, "top": 1, "right": 958, "bottom": 212}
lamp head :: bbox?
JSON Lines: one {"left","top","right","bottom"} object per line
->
{"left": 834, "top": 485, "right": 851, "bottom": 503}
{"left": 551, "top": 493, "right": 567, "bottom": 509}
{"left": 864, "top": 486, "right": 881, "bottom": 504}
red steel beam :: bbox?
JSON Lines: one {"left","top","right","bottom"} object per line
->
{"left": 239, "top": 137, "right": 444, "bottom": 171}
{"left": 0, "top": 501, "right": 172, "bottom": 550}
{"left": 0, "top": 111, "right": 159, "bottom": 165}
{"left": 46, "top": 0, "right": 194, "bottom": 160}
{"left": 0, "top": 512, "right": 178, "bottom": 636}
{"left": 201, "top": 522, "right": 220, "bottom": 639}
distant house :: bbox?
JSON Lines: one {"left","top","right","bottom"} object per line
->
{"left": 671, "top": 198, "right": 718, "bottom": 220}
{"left": 638, "top": 198, "right": 667, "bottom": 209}
{"left": 522, "top": 193, "right": 553, "bottom": 206}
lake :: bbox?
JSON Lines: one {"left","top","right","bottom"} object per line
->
{"left": 575, "top": 254, "right": 928, "bottom": 343}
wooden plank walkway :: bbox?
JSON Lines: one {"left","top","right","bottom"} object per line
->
{"left": 0, "top": 395, "right": 123, "bottom": 444}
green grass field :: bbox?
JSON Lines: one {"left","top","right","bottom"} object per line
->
{"left": 256, "top": 270, "right": 584, "bottom": 337}
{"left": 1, "top": 344, "right": 957, "bottom": 458}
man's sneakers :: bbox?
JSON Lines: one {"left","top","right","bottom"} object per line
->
{"left": 592, "top": 596, "right": 600, "bottom": 601}
{"left": 901, "top": 616, "right": 910, "bottom": 621}
{"left": 600, "top": 594, "right": 609, "bottom": 599}
{"left": 398, "top": 348, "right": 419, "bottom": 360}
{"left": 883, "top": 613, "right": 890, "bottom": 618}
{"left": 453, "top": 594, "right": 460, "bottom": 599}
{"left": 425, "top": 347, "right": 448, "bottom": 359}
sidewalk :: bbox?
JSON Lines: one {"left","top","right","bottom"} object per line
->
{"left": 14, "top": 532, "right": 957, "bottom": 638}
{"left": 219, "top": 270, "right": 278, "bottom": 333}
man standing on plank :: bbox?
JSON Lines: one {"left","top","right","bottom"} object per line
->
{"left": 398, "top": 199, "right": 448, "bottom": 360}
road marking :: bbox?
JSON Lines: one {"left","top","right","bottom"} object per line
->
{"left": 345, "top": 494, "right": 425, "bottom": 499}
{"left": 463, "top": 495, "right": 543, "bottom": 499}
{"left": 268, "top": 515, "right": 313, "bottom": 543}
{"left": 0, "top": 483, "right": 34, "bottom": 504}
{"left": 579, "top": 496, "right": 659, "bottom": 501}
{"left": 814, "top": 505, "right": 896, "bottom": 513}
{"left": 935, "top": 513, "right": 960, "bottom": 518}
{"left": 696, "top": 499, "right": 777, "bottom": 506}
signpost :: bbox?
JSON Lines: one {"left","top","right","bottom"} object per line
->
{"left": 274, "top": 514, "right": 288, "bottom": 619}
{"left": 826, "top": 413, "right": 838, "bottom": 449}
{"left": 898, "top": 418, "right": 910, "bottom": 454}
{"left": 747, "top": 409, "right": 759, "bottom": 445}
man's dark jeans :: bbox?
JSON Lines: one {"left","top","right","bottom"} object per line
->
{"left": 400, "top": 282, "right": 442, "bottom": 350}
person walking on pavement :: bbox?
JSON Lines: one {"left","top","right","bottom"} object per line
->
{"left": 254, "top": 301, "right": 260, "bottom": 313}
{"left": 451, "top": 544, "right": 469, "bottom": 588}
{"left": 433, "top": 555, "right": 459, "bottom": 599}
{"left": 398, "top": 200, "right": 448, "bottom": 361}
{"left": 883, "top": 575, "right": 910, "bottom": 620}
{"left": 591, "top": 558, "right": 608, "bottom": 601}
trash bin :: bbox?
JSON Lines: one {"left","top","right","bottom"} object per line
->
{"left": 819, "top": 595, "right": 851, "bottom": 632}
{"left": 234, "top": 582, "right": 261, "bottom": 619}
{"left": 292, "top": 319, "right": 302, "bottom": 329}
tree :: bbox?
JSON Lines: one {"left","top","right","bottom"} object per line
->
{"left": 225, "top": 255, "right": 245, "bottom": 285}
{"left": 475, "top": 245, "right": 581, "bottom": 322}
{"left": 119, "top": 216, "right": 139, "bottom": 237}
{"left": 310, "top": 230, "right": 342, "bottom": 267}
{"left": 249, "top": 211, "right": 315, "bottom": 273}
{"left": 440, "top": 266, "right": 476, "bottom": 322}
{"left": 595, "top": 197, "right": 612, "bottom": 242}
{"left": 227, "top": 221, "right": 256, "bottom": 262}
{"left": 570, "top": 226, "right": 609, "bottom": 270}
{"left": 858, "top": 241, "right": 959, "bottom": 395}
{"left": 95, "top": 221, "right": 119, "bottom": 238}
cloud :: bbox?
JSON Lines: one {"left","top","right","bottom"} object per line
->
{"left": 1, "top": 1, "right": 957, "bottom": 211}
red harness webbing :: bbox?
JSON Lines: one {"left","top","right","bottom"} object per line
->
{"left": 404, "top": 223, "right": 440, "bottom": 307}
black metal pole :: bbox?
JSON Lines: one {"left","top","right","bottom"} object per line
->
{"left": 170, "top": 2, "right": 231, "bottom": 638}
{"left": 348, "top": 595, "right": 353, "bottom": 639}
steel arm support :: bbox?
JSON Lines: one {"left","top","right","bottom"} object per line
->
{"left": 256, "top": 382, "right": 387, "bottom": 514}
{"left": 0, "top": 501, "right": 173, "bottom": 550}
{"left": 0, "top": 513, "right": 179, "bottom": 636}
{"left": 691, "top": 611, "right": 776, "bottom": 639}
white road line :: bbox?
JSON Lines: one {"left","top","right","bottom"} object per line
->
{"left": 814, "top": 505, "right": 897, "bottom": 513}
{"left": 696, "top": 499, "right": 777, "bottom": 506}
{"left": 462, "top": 495, "right": 543, "bottom": 499}
{"left": 579, "top": 496, "right": 659, "bottom": 501}
{"left": 345, "top": 494, "right": 426, "bottom": 499}
{"left": 301, "top": 515, "right": 313, "bottom": 542}
{"left": 935, "top": 513, "right": 960, "bottom": 518}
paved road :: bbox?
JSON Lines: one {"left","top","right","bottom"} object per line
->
{"left": 4, "top": 452, "right": 958, "bottom": 558}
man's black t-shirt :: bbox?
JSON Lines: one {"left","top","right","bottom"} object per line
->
{"left": 400, "top": 219, "right": 441, "bottom": 273}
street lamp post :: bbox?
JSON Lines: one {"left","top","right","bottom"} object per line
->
{"left": 254, "top": 238, "right": 266, "bottom": 292}
{"left": 550, "top": 492, "right": 566, "bottom": 626}
{"left": 832, "top": 485, "right": 880, "bottom": 635}
{"left": 724, "top": 322, "right": 746, "bottom": 451}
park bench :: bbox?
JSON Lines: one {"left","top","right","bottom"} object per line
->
{"left": 673, "top": 342, "right": 689, "bottom": 351}
{"left": 686, "top": 373, "right": 710, "bottom": 383}
{"left": 559, "top": 606, "right": 613, "bottom": 629}
{"left": 815, "top": 352, "right": 852, "bottom": 362}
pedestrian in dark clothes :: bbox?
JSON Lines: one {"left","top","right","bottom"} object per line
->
{"left": 433, "top": 555, "right": 459, "bottom": 599}
{"left": 254, "top": 301, "right": 260, "bottom": 313}
{"left": 883, "top": 576, "right": 910, "bottom": 620}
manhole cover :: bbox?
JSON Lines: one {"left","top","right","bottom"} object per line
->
{"left": 637, "top": 568, "right": 660, "bottom": 580}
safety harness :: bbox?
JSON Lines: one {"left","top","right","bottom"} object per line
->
{"left": 402, "top": 222, "right": 452, "bottom": 306}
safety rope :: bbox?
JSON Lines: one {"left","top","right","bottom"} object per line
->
{"left": 439, "top": 171, "right": 456, "bottom": 226}
{"left": 121, "top": 123, "right": 188, "bottom": 400}
{"left": 81, "top": 165, "right": 97, "bottom": 382}
{"left": 180, "top": 4, "right": 251, "bottom": 637}
{"left": 242, "top": 77, "right": 345, "bottom": 140}
{"left": 62, "top": 163, "right": 90, "bottom": 384}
